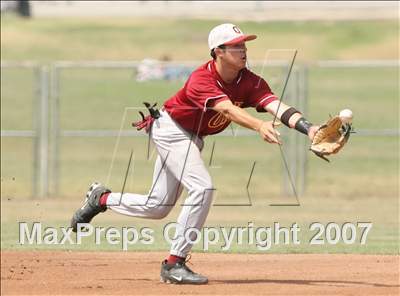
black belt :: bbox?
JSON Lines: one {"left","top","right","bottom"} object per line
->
{"left": 143, "top": 102, "right": 161, "bottom": 119}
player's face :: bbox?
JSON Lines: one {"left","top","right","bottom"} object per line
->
{"left": 222, "top": 43, "right": 247, "bottom": 70}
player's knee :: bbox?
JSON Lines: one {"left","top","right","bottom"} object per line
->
{"left": 148, "top": 206, "right": 172, "bottom": 219}
{"left": 201, "top": 187, "right": 214, "bottom": 207}
{"left": 193, "top": 178, "right": 214, "bottom": 201}
{"left": 204, "top": 176, "right": 214, "bottom": 193}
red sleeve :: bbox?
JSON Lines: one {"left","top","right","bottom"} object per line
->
{"left": 246, "top": 74, "right": 278, "bottom": 113}
{"left": 185, "top": 73, "right": 229, "bottom": 112}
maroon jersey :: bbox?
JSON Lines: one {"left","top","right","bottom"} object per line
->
{"left": 163, "top": 60, "right": 278, "bottom": 137}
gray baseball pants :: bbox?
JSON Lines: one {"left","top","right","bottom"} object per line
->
{"left": 106, "top": 110, "right": 214, "bottom": 257}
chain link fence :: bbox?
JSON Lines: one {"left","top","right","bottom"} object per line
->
{"left": 1, "top": 60, "right": 398, "bottom": 199}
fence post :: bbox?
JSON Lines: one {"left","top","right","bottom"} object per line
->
{"left": 282, "top": 66, "right": 297, "bottom": 197}
{"left": 32, "top": 66, "right": 40, "bottom": 198}
{"left": 38, "top": 66, "right": 49, "bottom": 198}
{"left": 281, "top": 66, "right": 308, "bottom": 197}
{"left": 49, "top": 65, "right": 60, "bottom": 197}
{"left": 297, "top": 65, "right": 308, "bottom": 196}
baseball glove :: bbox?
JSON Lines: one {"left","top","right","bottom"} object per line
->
{"left": 310, "top": 116, "right": 352, "bottom": 162}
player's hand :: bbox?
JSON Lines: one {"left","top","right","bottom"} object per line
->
{"left": 307, "top": 125, "right": 320, "bottom": 141}
{"left": 258, "top": 121, "right": 282, "bottom": 144}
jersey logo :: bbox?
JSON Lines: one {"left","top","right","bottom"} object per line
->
{"left": 208, "top": 101, "right": 243, "bottom": 130}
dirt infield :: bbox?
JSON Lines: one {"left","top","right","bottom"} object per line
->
{"left": 1, "top": 251, "right": 399, "bottom": 295}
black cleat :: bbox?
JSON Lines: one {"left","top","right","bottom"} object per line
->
{"left": 70, "top": 182, "right": 111, "bottom": 232}
{"left": 160, "top": 260, "right": 208, "bottom": 285}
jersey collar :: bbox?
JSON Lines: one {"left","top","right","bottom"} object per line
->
{"left": 208, "top": 60, "right": 244, "bottom": 87}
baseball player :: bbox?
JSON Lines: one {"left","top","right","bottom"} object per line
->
{"left": 71, "top": 23, "right": 319, "bottom": 285}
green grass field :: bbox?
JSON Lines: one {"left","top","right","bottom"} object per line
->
{"left": 1, "top": 17, "right": 398, "bottom": 61}
{"left": 1, "top": 17, "right": 399, "bottom": 254}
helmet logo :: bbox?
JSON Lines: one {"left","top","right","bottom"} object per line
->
{"left": 232, "top": 26, "right": 241, "bottom": 34}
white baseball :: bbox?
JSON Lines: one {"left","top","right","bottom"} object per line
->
{"left": 339, "top": 109, "right": 353, "bottom": 124}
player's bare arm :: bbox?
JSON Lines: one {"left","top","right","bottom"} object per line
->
{"left": 213, "top": 100, "right": 281, "bottom": 144}
{"left": 265, "top": 100, "right": 320, "bottom": 141}
{"left": 213, "top": 99, "right": 319, "bottom": 144}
